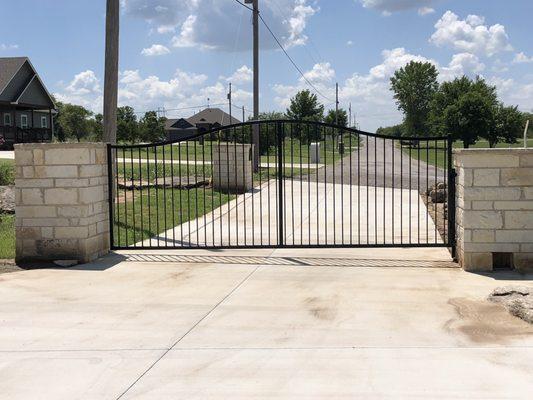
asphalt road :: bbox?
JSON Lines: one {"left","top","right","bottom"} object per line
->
{"left": 303, "top": 136, "right": 447, "bottom": 190}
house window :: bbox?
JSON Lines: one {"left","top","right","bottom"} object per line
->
{"left": 41, "top": 116, "right": 48, "bottom": 128}
{"left": 3, "top": 113, "right": 11, "bottom": 126}
{"left": 21, "top": 115, "right": 28, "bottom": 128}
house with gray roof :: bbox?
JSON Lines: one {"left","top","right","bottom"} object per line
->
{"left": 0, "top": 57, "right": 56, "bottom": 149}
{"left": 165, "top": 107, "right": 241, "bottom": 141}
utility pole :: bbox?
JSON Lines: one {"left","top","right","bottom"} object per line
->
{"left": 349, "top": 103, "right": 352, "bottom": 128}
{"left": 103, "top": 0, "right": 119, "bottom": 144}
{"left": 227, "top": 83, "right": 232, "bottom": 122}
{"left": 242, "top": 106, "right": 246, "bottom": 122}
{"left": 246, "top": 0, "right": 260, "bottom": 171}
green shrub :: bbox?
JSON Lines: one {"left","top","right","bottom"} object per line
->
{"left": 0, "top": 161, "right": 14, "bottom": 186}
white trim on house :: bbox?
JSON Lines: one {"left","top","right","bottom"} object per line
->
{"left": 41, "top": 115, "right": 47, "bottom": 128}
{"left": 21, "top": 114, "right": 28, "bottom": 128}
{"left": 3, "top": 113, "right": 12, "bottom": 126}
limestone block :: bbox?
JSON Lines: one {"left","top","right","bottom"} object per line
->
{"left": 14, "top": 149, "right": 34, "bottom": 165}
{"left": 44, "top": 188, "right": 78, "bottom": 205}
{"left": 57, "top": 206, "right": 89, "bottom": 218}
{"left": 464, "top": 243, "right": 520, "bottom": 253}
{"left": 495, "top": 230, "right": 533, "bottom": 243}
{"left": 463, "top": 187, "right": 521, "bottom": 201}
{"left": 462, "top": 211, "right": 503, "bottom": 229}
{"left": 513, "top": 254, "right": 533, "bottom": 273}
{"left": 35, "top": 165, "right": 78, "bottom": 178}
{"left": 21, "top": 188, "right": 43, "bottom": 205}
{"left": 493, "top": 201, "right": 533, "bottom": 210}
{"left": 55, "top": 227, "right": 89, "bottom": 239}
{"left": 55, "top": 178, "right": 90, "bottom": 188}
{"left": 79, "top": 165, "right": 104, "bottom": 178}
{"left": 45, "top": 148, "right": 91, "bottom": 165}
{"left": 500, "top": 168, "right": 533, "bottom": 186}
{"left": 22, "top": 218, "right": 70, "bottom": 227}
{"left": 22, "top": 166, "right": 35, "bottom": 178}
{"left": 472, "top": 201, "right": 493, "bottom": 210}
{"left": 33, "top": 149, "right": 44, "bottom": 165}
{"left": 519, "top": 154, "right": 533, "bottom": 167}
{"left": 463, "top": 252, "right": 493, "bottom": 272}
{"left": 524, "top": 188, "right": 533, "bottom": 199}
{"left": 472, "top": 230, "right": 495, "bottom": 243}
{"left": 505, "top": 211, "right": 533, "bottom": 229}
{"left": 16, "top": 206, "right": 57, "bottom": 218}
{"left": 473, "top": 169, "right": 500, "bottom": 186}
{"left": 79, "top": 186, "right": 105, "bottom": 204}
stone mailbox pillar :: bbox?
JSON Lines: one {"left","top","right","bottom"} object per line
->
{"left": 14, "top": 143, "right": 110, "bottom": 264}
{"left": 454, "top": 148, "right": 533, "bottom": 273}
{"left": 212, "top": 143, "right": 254, "bottom": 193}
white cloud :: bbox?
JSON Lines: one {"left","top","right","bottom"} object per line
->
{"left": 55, "top": 70, "right": 102, "bottom": 110}
{"left": 224, "top": 65, "right": 253, "bottom": 85}
{"left": 123, "top": 0, "right": 318, "bottom": 51}
{"left": 285, "top": 0, "right": 317, "bottom": 48}
{"left": 359, "top": 0, "right": 438, "bottom": 15}
{"left": 488, "top": 76, "right": 533, "bottom": 110}
{"left": 347, "top": 40, "right": 354, "bottom": 46}
{"left": 418, "top": 7, "right": 435, "bottom": 16}
{"left": 430, "top": 11, "right": 513, "bottom": 57}
{"left": 54, "top": 68, "right": 253, "bottom": 118}
{"left": 440, "top": 53, "right": 485, "bottom": 81}
{"left": 513, "top": 52, "right": 533, "bottom": 64}
{"left": 302, "top": 62, "right": 335, "bottom": 84}
{"left": 0, "top": 43, "right": 19, "bottom": 51}
{"left": 141, "top": 44, "right": 171, "bottom": 56}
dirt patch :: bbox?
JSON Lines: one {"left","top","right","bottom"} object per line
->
{"left": 0, "top": 260, "right": 21, "bottom": 275}
{"left": 445, "top": 297, "right": 533, "bottom": 344}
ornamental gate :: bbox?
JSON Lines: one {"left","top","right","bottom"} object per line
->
{"left": 107, "top": 120, "right": 455, "bottom": 254}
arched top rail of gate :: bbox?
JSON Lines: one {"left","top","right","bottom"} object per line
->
{"left": 108, "top": 119, "right": 449, "bottom": 149}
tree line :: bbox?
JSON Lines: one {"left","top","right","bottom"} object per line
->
{"left": 53, "top": 101, "right": 166, "bottom": 144}
{"left": 381, "top": 61, "right": 530, "bottom": 147}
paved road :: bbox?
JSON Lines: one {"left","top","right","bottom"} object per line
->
{"left": 303, "top": 136, "right": 447, "bottom": 189}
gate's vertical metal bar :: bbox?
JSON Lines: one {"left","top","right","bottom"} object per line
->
{"left": 130, "top": 148, "right": 136, "bottom": 247}
{"left": 107, "top": 144, "right": 114, "bottom": 249}
{"left": 447, "top": 135, "right": 456, "bottom": 258}
{"left": 277, "top": 122, "right": 284, "bottom": 246}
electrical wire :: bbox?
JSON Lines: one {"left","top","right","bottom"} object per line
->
{"left": 232, "top": 0, "right": 334, "bottom": 103}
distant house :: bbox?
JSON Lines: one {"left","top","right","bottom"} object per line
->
{"left": 0, "top": 57, "right": 56, "bottom": 149}
{"left": 165, "top": 107, "right": 241, "bottom": 141}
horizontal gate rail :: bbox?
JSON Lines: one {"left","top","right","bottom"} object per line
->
{"left": 107, "top": 120, "right": 454, "bottom": 253}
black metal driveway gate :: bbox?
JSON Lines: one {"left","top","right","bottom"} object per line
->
{"left": 108, "top": 120, "right": 455, "bottom": 254}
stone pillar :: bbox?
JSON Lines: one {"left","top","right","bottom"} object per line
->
{"left": 14, "top": 143, "right": 110, "bottom": 264}
{"left": 212, "top": 143, "right": 253, "bottom": 193}
{"left": 454, "top": 148, "right": 533, "bottom": 273}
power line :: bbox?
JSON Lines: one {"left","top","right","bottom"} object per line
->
{"left": 233, "top": 0, "right": 253, "bottom": 12}
{"left": 232, "top": 0, "right": 333, "bottom": 103}
{"left": 258, "top": 14, "right": 333, "bottom": 103}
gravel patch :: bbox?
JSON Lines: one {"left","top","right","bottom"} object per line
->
{"left": 489, "top": 286, "right": 533, "bottom": 324}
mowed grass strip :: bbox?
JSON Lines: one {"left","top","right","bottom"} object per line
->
{"left": 402, "top": 138, "right": 533, "bottom": 169}
{"left": 0, "top": 214, "right": 15, "bottom": 259}
{"left": 113, "top": 187, "right": 234, "bottom": 247}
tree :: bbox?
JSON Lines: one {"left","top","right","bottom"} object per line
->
{"left": 139, "top": 111, "right": 166, "bottom": 143}
{"left": 87, "top": 113, "right": 104, "bottom": 141}
{"left": 483, "top": 104, "right": 524, "bottom": 147}
{"left": 376, "top": 124, "right": 405, "bottom": 137}
{"left": 324, "top": 109, "right": 348, "bottom": 127}
{"left": 443, "top": 91, "right": 495, "bottom": 148}
{"left": 390, "top": 61, "right": 439, "bottom": 137}
{"left": 286, "top": 90, "right": 324, "bottom": 122}
{"left": 286, "top": 90, "right": 324, "bottom": 143}
{"left": 430, "top": 76, "right": 498, "bottom": 137}
{"left": 57, "top": 104, "right": 93, "bottom": 142}
{"left": 117, "top": 106, "right": 139, "bottom": 143}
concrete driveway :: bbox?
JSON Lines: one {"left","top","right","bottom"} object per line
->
{"left": 0, "top": 248, "right": 532, "bottom": 399}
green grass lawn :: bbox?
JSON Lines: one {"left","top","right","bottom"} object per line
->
{"left": 403, "top": 138, "right": 533, "bottom": 169}
{"left": 0, "top": 159, "right": 14, "bottom": 186}
{"left": 117, "top": 135, "right": 358, "bottom": 165}
{"left": 113, "top": 187, "right": 234, "bottom": 247}
{"left": 0, "top": 214, "right": 15, "bottom": 259}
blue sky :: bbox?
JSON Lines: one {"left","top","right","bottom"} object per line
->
{"left": 1, "top": 0, "right": 532, "bottom": 130}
